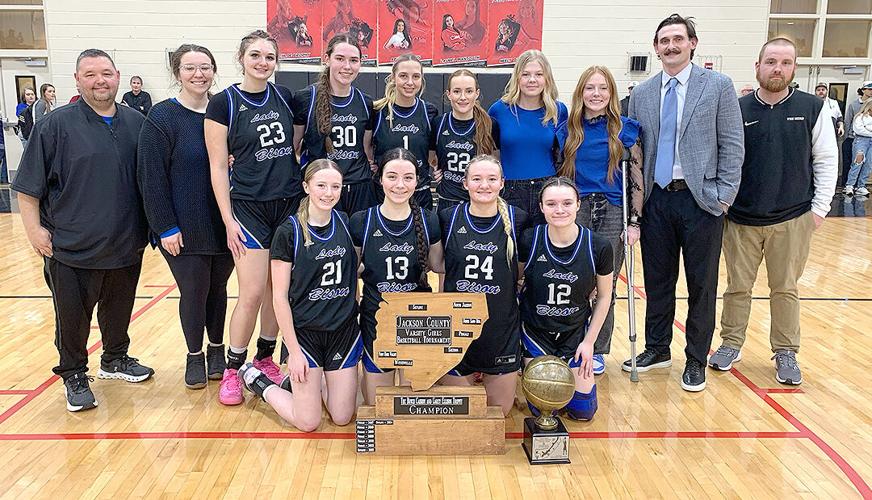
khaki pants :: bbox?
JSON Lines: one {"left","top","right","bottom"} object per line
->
{"left": 719, "top": 212, "right": 814, "bottom": 353}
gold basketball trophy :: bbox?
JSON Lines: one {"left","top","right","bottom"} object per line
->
{"left": 521, "top": 355, "right": 575, "bottom": 464}
{"left": 355, "top": 292, "right": 506, "bottom": 455}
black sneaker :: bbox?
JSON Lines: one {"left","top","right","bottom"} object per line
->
{"left": 185, "top": 352, "right": 207, "bottom": 389}
{"left": 681, "top": 358, "right": 706, "bottom": 392}
{"left": 64, "top": 373, "right": 97, "bottom": 412}
{"left": 97, "top": 355, "right": 155, "bottom": 383}
{"left": 622, "top": 349, "right": 672, "bottom": 372}
{"left": 206, "top": 344, "right": 226, "bottom": 380}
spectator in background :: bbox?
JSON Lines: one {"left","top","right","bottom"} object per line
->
{"left": 843, "top": 82, "right": 871, "bottom": 188}
{"left": 815, "top": 82, "right": 844, "bottom": 138}
{"left": 33, "top": 83, "right": 55, "bottom": 122}
{"left": 122, "top": 76, "right": 152, "bottom": 116}
{"left": 740, "top": 84, "right": 754, "bottom": 96}
{"left": 17, "top": 86, "right": 35, "bottom": 116}
{"left": 620, "top": 81, "right": 637, "bottom": 116}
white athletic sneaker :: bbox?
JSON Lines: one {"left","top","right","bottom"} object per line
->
{"left": 844, "top": 186, "right": 854, "bottom": 196}
{"left": 856, "top": 187, "right": 870, "bottom": 196}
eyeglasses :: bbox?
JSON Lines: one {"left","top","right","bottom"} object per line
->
{"left": 180, "top": 64, "right": 214, "bottom": 74}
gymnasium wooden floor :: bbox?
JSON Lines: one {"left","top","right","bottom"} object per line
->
{"left": 0, "top": 195, "right": 869, "bottom": 499}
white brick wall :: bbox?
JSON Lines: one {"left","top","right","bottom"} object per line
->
{"left": 40, "top": 0, "right": 769, "bottom": 103}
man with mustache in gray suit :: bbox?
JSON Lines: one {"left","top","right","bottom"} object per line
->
{"left": 624, "top": 14, "right": 744, "bottom": 392}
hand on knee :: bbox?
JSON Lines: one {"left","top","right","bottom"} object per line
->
{"left": 856, "top": 153, "right": 865, "bottom": 164}
{"left": 564, "top": 386, "right": 598, "bottom": 421}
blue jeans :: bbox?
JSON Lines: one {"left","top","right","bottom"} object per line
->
{"left": 575, "top": 194, "right": 625, "bottom": 355}
{"left": 847, "top": 136, "right": 872, "bottom": 188}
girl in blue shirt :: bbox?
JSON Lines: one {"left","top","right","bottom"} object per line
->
{"left": 489, "top": 50, "right": 567, "bottom": 224}
{"left": 559, "top": 66, "right": 643, "bottom": 375}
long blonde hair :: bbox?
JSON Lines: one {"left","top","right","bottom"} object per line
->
{"left": 374, "top": 54, "right": 425, "bottom": 127}
{"left": 465, "top": 155, "right": 514, "bottom": 265}
{"left": 860, "top": 99, "right": 872, "bottom": 116}
{"left": 501, "top": 50, "right": 560, "bottom": 126}
{"left": 560, "top": 66, "right": 624, "bottom": 184}
{"left": 297, "top": 159, "right": 343, "bottom": 247}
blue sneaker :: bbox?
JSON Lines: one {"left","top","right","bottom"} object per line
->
{"left": 592, "top": 354, "right": 605, "bottom": 375}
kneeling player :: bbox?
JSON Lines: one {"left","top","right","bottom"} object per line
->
{"left": 240, "top": 159, "right": 362, "bottom": 432}
{"left": 519, "top": 177, "right": 614, "bottom": 421}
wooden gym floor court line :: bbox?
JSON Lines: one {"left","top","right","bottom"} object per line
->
{"left": 0, "top": 214, "right": 869, "bottom": 498}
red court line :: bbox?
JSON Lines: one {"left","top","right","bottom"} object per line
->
{"left": 619, "top": 273, "right": 870, "bottom": 496}
{"left": 0, "top": 430, "right": 805, "bottom": 442}
{"left": 0, "top": 285, "right": 177, "bottom": 427}
{"left": 0, "top": 390, "right": 32, "bottom": 395}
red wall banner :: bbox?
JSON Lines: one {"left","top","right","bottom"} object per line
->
{"left": 268, "top": 0, "right": 542, "bottom": 67}
{"left": 486, "top": 0, "right": 543, "bottom": 67}
{"left": 378, "top": 0, "right": 434, "bottom": 66}
{"left": 433, "top": 0, "right": 489, "bottom": 67}
{"left": 267, "top": 0, "right": 323, "bottom": 63}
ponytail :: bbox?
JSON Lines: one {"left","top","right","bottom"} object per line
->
{"left": 408, "top": 196, "right": 431, "bottom": 290}
{"left": 496, "top": 197, "right": 514, "bottom": 266}
{"left": 472, "top": 102, "right": 496, "bottom": 155}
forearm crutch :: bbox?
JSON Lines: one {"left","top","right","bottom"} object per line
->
{"left": 620, "top": 149, "right": 639, "bottom": 383}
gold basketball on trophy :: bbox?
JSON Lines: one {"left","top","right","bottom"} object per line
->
{"left": 521, "top": 355, "right": 575, "bottom": 431}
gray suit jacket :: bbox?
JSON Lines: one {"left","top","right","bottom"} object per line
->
{"left": 628, "top": 64, "right": 744, "bottom": 216}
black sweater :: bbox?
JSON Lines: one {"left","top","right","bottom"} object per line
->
{"left": 137, "top": 98, "right": 227, "bottom": 255}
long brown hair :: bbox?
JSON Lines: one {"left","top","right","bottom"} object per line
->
{"left": 374, "top": 54, "right": 425, "bottom": 127}
{"left": 560, "top": 66, "right": 623, "bottom": 184}
{"left": 377, "top": 147, "right": 431, "bottom": 289}
{"left": 447, "top": 69, "right": 495, "bottom": 155}
{"left": 316, "top": 33, "right": 362, "bottom": 153}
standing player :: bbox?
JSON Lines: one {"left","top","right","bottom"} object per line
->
{"left": 139, "top": 44, "right": 234, "bottom": 389}
{"left": 519, "top": 177, "right": 614, "bottom": 420}
{"left": 438, "top": 155, "right": 527, "bottom": 416}
{"left": 293, "top": 33, "right": 376, "bottom": 215}
{"left": 351, "top": 148, "right": 443, "bottom": 405}
{"left": 205, "top": 30, "right": 300, "bottom": 405}
{"left": 239, "top": 160, "right": 360, "bottom": 432}
{"left": 372, "top": 55, "right": 438, "bottom": 209}
{"left": 489, "top": 50, "right": 568, "bottom": 224}
{"left": 559, "top": 66, "right": 643, "bottom": 375}
{"left": 433, "top": 69, "right": 496, "bottom": 213}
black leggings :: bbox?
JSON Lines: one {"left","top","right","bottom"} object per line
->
{"left": 162, "top": 251, "right": 235, "bottom": 353}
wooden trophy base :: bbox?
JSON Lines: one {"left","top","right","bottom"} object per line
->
{"left": 356, "top": 385, "right": 506, "bottom": 455}
{"left": 522, "top": 417, "right": 571, "bottom": 464}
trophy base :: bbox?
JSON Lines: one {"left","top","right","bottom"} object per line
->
{"left": 522, "top": 417, "right": 570, "bottom": 465}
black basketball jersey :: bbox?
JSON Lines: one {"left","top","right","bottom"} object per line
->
{"left": 443, "top": 203, "right": 520, "bottom": 369}
{"left": 434, "top": 114, "right": 477, "bottom": 202}
{"left": 519, "top": 224, "right": 597, "bottom": 337}
{"left": 300, "top": 85, "right": 372, "bottom": 185}
{"left": 358, "top": 206, "right": 433, "bottom": 315}
{"left": 226, "top": 83, "right": 300, "bottom": 201}
{"left": 283, "top": 210, "right": 358, "bottom": 330}
{"left": 372, "top": 98, "right": 433, "bottom": 192}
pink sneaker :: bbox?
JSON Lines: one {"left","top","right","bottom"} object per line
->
{"left": 218, "top": 369, "right": 243, "bottom": 406}
{"left": 252, "top": 357, "right": 284, "bottom": 385}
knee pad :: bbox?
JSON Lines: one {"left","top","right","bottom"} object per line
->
{"left": 565, "top": 386, "right": 598, "bottom": 421}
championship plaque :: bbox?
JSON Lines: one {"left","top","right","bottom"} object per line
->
{"left": 355, "top": 293, "right": 505, "bottom": 456}
{"left": 521, "top": 356, "right": 575, "bottom": 464}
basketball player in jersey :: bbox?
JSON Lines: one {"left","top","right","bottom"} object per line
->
{"left": 293, "top": 33, "right": 376, "bottom": 215}
{"left": 239, "top": 159, "right": 361, "bottom": 432}
{"left": 372, "top": 55, "right": 438, "bottom": 209}
{"left": 437, "top": 155, "right": 527, "bottom": 417}
{"left": 433, "top": 70, "right": 496, "bottom": 213}
{"left": 519, "top": 177, "right": 613, "bottom": 421}
{"left": 350, "top": 148, "right": 443, "bottom": 405}
{"left": 205, "top": 30, "right": 299, "bottom": 405}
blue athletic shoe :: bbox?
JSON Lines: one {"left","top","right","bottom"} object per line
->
{"left": 592, "top": 354, "right": 605, "bottom": 375}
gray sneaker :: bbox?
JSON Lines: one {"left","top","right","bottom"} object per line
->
{"left": 773, "top": 350, "right": 802, "bottom": 385}
{"left": 708, "top": 345, "right": 742, "bottom": 371}
{"left": 64, "top": 373, "right": 97, "bottom": 412}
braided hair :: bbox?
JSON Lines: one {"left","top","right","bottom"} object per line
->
{"left": 377, "top": 147, "right": 431, "bottom": 290}
{"left": 316, "top": 33, "right": 362, "bottom": 153}
{"left": 465, "top": 154, "right": 514, "bottom": 265}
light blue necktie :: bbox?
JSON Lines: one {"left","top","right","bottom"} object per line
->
{"left": 655, "top": 78, "right": 678, "bottom": 188}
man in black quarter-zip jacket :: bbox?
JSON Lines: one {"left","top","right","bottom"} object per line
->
{"left": 12, "top": 48, "right": 155, "bottom": 413}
